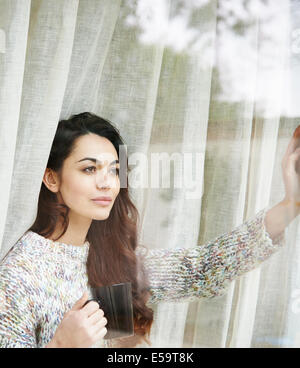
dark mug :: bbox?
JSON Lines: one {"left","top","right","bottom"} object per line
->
{"left": 84, "top": 282, "right": 134, "bottom": 340}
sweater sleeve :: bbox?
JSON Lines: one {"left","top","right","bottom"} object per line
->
{"left": 0, "top": 250, "right": 39, "bottom": 348}
{"left": 137, "top": 207, "right": 285, "bottom": 305}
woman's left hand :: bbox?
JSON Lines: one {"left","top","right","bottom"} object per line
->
{"left": 282, "top": 126, "right": 300, "bottom": 206}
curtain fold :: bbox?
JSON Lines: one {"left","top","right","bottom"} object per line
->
{"left": 0, "top": 0, "right": 79, "bottom": 260}
{"left": 0, "top": 0, "right": 31, "bottom": 249}
{"left": 0, "top": 0, "right": 298, "bottom": 348}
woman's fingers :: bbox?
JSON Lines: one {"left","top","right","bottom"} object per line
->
{"left": 88, "top": 310, "right": 106, "bottom": 326}
{"left": 96, "top": 326, "right": 108, "bottom": 339}
{"left": 93, "top": 317, "right": 108, "bottom": 331}
{"left": 93, "top": 321, "right": 108, "bottom": 337}
{"left": 286, "top": 130, "right": 300, "bottom": 156}
{"left": 282, "top": 126, "right": 300, "bottom": 167}
{"left": 293, "top": 126, "right": 300, "bottom": 139}
{"left": 81, "top": 300, "right": 101, "bottom": 318}
{"left": 89, "top": 319, "right": 108, "bottom": 340}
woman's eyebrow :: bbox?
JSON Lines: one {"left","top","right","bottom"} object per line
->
{"left": 77, "top": 157, "right": 119, "bottom": 166}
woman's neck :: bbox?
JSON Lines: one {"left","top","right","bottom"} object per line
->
{"left": 47, "top": 214, "right": 92, "bottom": 246}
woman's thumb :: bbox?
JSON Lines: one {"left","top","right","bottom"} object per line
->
{"left": 71, "top": 291, "right": 89, "bottom": 311}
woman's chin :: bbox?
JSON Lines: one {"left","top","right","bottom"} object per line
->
{"left": 92, "top": 211, "right": 111, "bottom": 221}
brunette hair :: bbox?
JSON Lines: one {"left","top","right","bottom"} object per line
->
{"left": 29, "top": 112, "right": 153, "bottom": 347}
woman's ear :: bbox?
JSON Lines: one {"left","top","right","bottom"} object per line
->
{"left": 42, "top": 168, "right": 60, "bottom": 193}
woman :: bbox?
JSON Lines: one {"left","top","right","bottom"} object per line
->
{"left": 0, "top": 112, "right": 300, "bottom": 348}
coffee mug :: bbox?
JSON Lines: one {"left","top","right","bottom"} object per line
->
{"left": 84, "top": 282, "right": 134, "bottom": 340}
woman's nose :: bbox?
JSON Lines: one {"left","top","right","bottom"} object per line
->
{"left": 96, "top": 169, "right": 110, "bottom": 189}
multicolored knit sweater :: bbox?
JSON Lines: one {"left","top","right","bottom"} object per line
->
{"left": 0, "top": 208, "right": 285, "bottom": 348}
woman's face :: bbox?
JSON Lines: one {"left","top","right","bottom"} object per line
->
{"left": 46, "top": 133, "right": 121, "bottom": 221}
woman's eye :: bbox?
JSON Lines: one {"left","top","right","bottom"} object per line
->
{"left": 83, "top": 167, "right": 119, "bottom": 175}
{"left": 110, "top": 168, "right": 120, "bottom": 176}
{"left": 83, "top": 166, "right": 96, "bottom": 173}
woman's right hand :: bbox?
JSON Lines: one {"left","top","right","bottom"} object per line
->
{"left": 46, "top": 291, "right": 107, "bottom": 348}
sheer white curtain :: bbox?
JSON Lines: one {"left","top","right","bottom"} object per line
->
{"left": 0, "top": 0, "right": 299, "bottom": 348}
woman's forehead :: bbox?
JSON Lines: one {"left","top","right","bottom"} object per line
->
{"left": 72, "top": 134, "right": 119, "bottom": 161}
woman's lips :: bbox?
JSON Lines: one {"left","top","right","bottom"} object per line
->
{"left": 91, "top": 199, "right": 112, "bottom": 206}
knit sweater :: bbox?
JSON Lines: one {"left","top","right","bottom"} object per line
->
{"left": 0, "top": 207, "right": 285, "bottom": 348}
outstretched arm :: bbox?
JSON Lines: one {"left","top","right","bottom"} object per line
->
{"left": 265, "top": 200, "right": 300, "bottom": 242}
{"left": 139, "top": 207, "right": 285, "bottom": 305}
{"left": 139, "top": 126, "right": 300, "bottom": 305}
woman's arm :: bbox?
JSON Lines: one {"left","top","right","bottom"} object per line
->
{"left": 139, "top": 126, "right": 300, "bottom": 305}
{"left": 265, "top": 199, "right": 300, "bottom": 242}
{"left": 138, "top": 206, "right": 286, "bottom": 305}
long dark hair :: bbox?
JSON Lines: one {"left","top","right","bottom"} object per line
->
{"left": 29, "top": 112, "right": 153, "bottom": 347}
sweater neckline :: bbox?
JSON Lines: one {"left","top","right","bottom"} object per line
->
{"left": 24, "top": 230, "right": 90, "bottom": 259}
